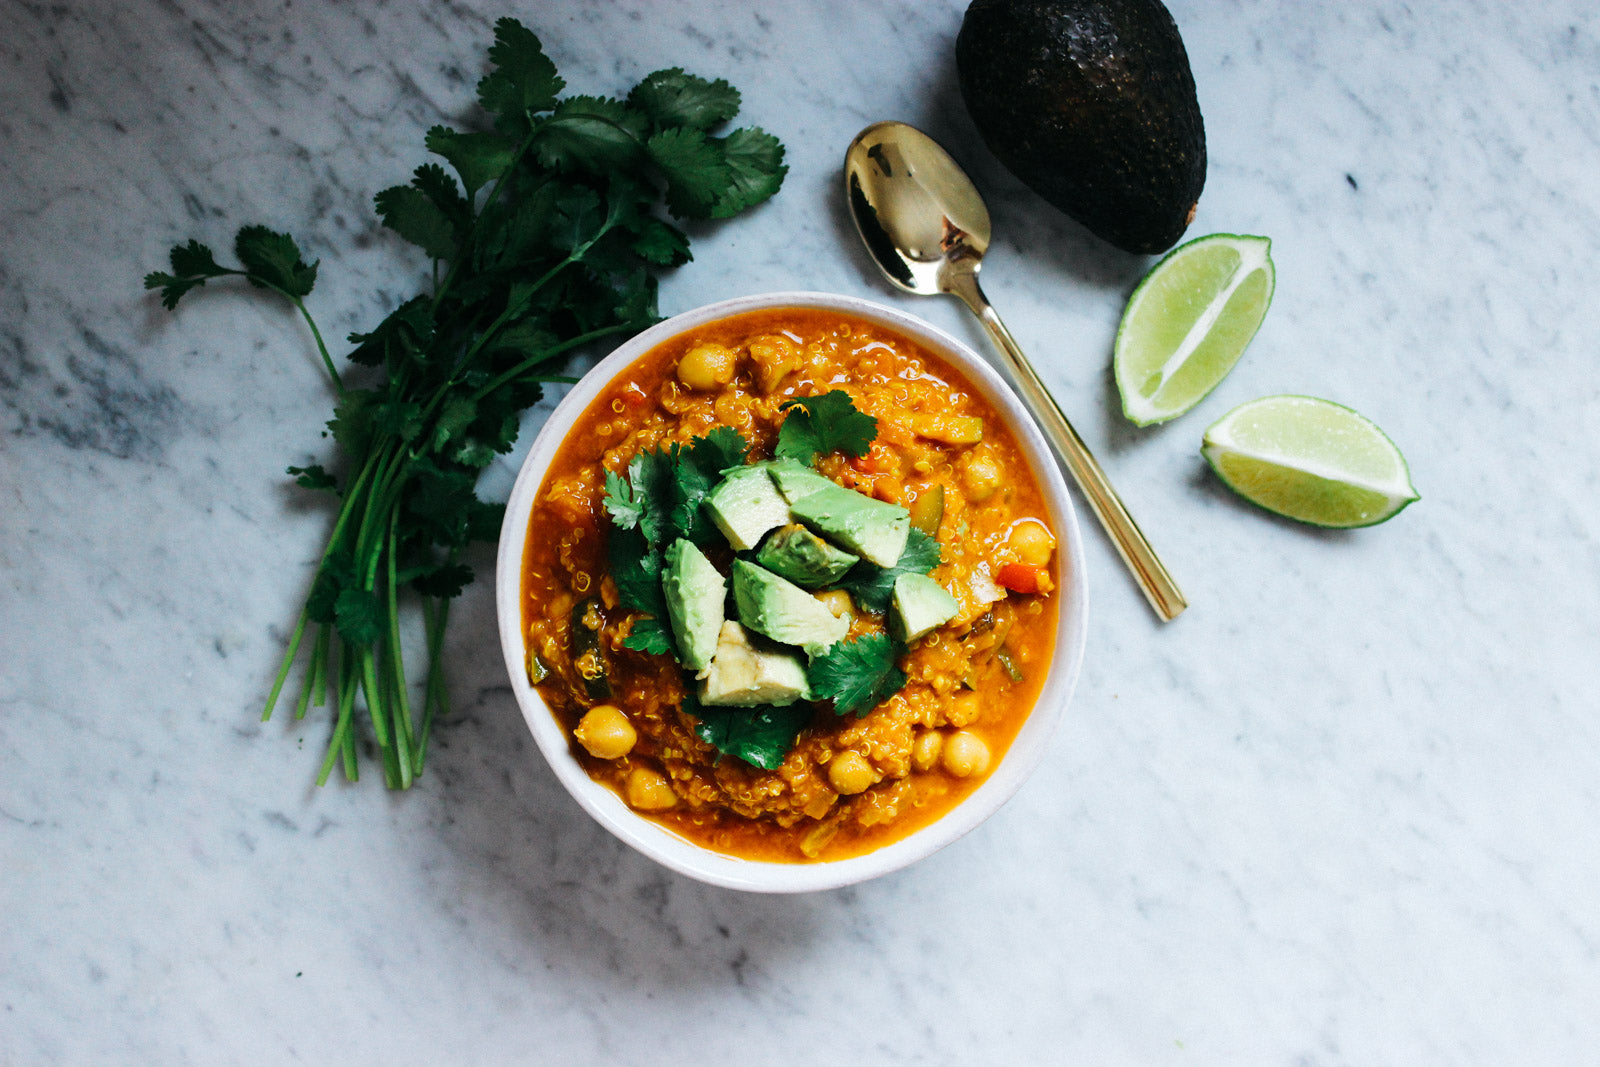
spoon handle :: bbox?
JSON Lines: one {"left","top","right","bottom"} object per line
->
{"left": 944, "top": 271, "right": 1187, "bottom": 621}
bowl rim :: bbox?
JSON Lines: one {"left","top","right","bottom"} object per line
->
{"left": 494, "top": 290, "right": 1088, "bottom": 893}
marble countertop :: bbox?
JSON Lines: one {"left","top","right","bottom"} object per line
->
{"left": 4, "top": 0, "right": 1597, "bottom": 1061}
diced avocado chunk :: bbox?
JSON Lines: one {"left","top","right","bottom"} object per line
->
{"left": 699, "top": 621, "right": 812, "bottom": 706}
{"left": 890, "top": 573, "right": 960, "bottom": 642}
{"left": 764, "top": 458, "right": 838, "bottom": 503}
{"left": 731, "top": 560, "right": 849, "bottom": 656}
{"left": 788, "top": 483, "right": 910, "bottom": 568}
{"left": 755, "top": 524, "right": 859, "bottom": 588}
{"left": 661, "top": 539, "right": 725, "bottom": 672}
{"left": 705, "top": 466, "right": 791, "bottom": 551}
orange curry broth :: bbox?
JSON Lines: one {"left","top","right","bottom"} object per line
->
{"left": 520, "top": 308, "right": 1060, "bottom": 862}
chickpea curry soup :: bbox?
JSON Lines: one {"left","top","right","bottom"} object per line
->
{"left": 520, "top": 309, "right": 1061, "bottom": 862}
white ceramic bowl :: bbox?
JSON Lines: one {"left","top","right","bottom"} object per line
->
{"left": 495, "top": 291, "right": 1088, "bottom": 893}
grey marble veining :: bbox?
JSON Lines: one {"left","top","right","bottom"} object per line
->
{"left": 3, "top": 0, "right": 1598, "bottom": 1061}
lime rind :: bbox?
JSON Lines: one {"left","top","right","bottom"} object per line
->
{"left": 1201, "top": 395, "right": 1419, "bottom": 528}
{"left": 1115, "top": 233, "right": 1275, "bottom": 426}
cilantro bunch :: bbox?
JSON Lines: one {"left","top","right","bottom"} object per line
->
{"left": 145, "top": 19, "right": 786, "bottom": 788}
{"left": 601, "top": 392, "right": 941, "bottom": 769}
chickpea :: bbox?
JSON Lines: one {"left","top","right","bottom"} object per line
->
{"left": 814, "top": 588, "right": 854, "bottom": 620}
{"left": 1006, "top": 520, "right": 1056, "bottom": 567}
{"left": 941, "top": 731, "right": 992, "bottom": 778}
{"left": 828, "top": 750, "right": 876, "bottom": 795}
{"left": 957, "top": 448, "right": 1003, "bottom": 503}
{"left": 676, "top": 342, "right": 738, "bottom": 391}
{"left": 625, "top": 767, "right": 677, "bottom": 811}
{"left": 573, "top": 704, "right": 636, "bottom": 760}
{"left": 911, "top": 729, "right": 944, "bottom": 772}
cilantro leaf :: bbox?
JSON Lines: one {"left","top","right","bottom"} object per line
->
{"left": 477, "top": 17, "right": 563, "bottom": 135}
{"left": 807, "top": 634, "right": 908, "bottom": 718}
{"left": 711, "top": 127, "right": 788, "bottom": 218}
{"left": 535, "top": 96, "right": 648, "bottom": 174}
{"left": 668, "top": 444, "right": 716, "bottom": 545}
{"left": 143, "top": 240, "right": 236, "bottom": 309}
{"left": 410, "top": 562, "right": 474, "bottom": 599}
{"left": 425, "top": 126, "right": 514, "bottom": 197}
{"left": 609, "top": 267, "right": 660, "bottom": 325}
{"left": 774, "top": 390, "right": 877, "bottom": 463}
{"left": 842, "top": 528, "right": 943, "bottom": 613}
{"left": 169, "top": 239, "right": 226, "bottom": 280}
{"left": 628, "top": 217, "right": 692, "bottom": 266}
{"left": 334, "top": 586, "right": 384, "bottom": 645}
{"left": 373, "top": 397, "right": 424, "bottom": 442}
{"left": 346, "top": 296, "right": 435, "bottom": 368}
{"left": 287, "top": 463, "right": 337, "bottom": 493}
{"left": 622, "top": 616, "right": 675, "bottom": 657}
{"left": 453, "top": 440, "right": 500, "bottom": 468}
{"left": 626, "top": 448, "right": 677, "bottom": 546}
{"left": 690, "top": 696, "right": 813, "bottom": 771}
{"left": 464, "top": 499, "right": 505, "bottom": 544}
{"left": 411, "top": 163, "right": 471, "bottom": 233}
{"left": 430, "top": 395, "right": 477, "bottom": 452}
{"left": 672, "top": 430, "right": 748, "bottom": 545}
{"left": 692, "top": 426, "right": 749, "bottom": 475}
{"left": 609, "top": 526, "right": 668, "bottom": 618}
{"left": 488, "top": 320, "right": 560, "bottom": 362}
{"left": 646, "top": 127, "right": 731, "bottom": 219}
{"left": 234, "top": 226, "right": 318, "bottom": 298}
{"left": 603, "top": 468, "right": 644, "bottom": 531}
{"left": 375, "top": 183, "right": 458, "bottom": 262}
{"left": 403, "top": 460, "right": 480, "bottom": 548}
{"left": 550, "top": 185, "right": 608, "bottom": 255}
{"left": 306, "top": 551, "right": 355, "bottom": 625}
{"left": 628, "top": 68, "right": 741, "bottom": 131}
{"left": 328, "top": 388, "right": 382, "bottom": 454}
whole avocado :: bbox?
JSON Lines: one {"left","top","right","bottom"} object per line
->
{"left": 956, "top": 0, "right": 1206, "bottom": 254}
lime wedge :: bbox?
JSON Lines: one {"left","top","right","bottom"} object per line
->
{"left": 1115, "top": 233, "right": 1275, "bottom": 425}
{"left": 1201, "top": 395, "right": 1419, "bottom": 527}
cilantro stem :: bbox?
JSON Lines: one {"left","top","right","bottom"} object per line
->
{"left": 289, "top": 296, "right": 343, "bottom": 394}
{"left": 293, "top": 636, "right": 316, "bottom": 722}
{"left": 318, "top": 645, "right": 358, "bottom": 787}
{"left": 414, "top": 594, "right": 451, "bottom": 776}
{"left": 384, "top": 511, "right": 417, "bottom": 769}
{"left": 309, "top": 624, "right": 329, "bottom": 709}
{"left": 359, "top": 648, "right": 402, "bottom": 789}
{"left": 341, "top": 720, "right": 358, "bottom": 782}
{"left": 245, "top": 274, "right": 344, "bottom": 394}
{"left": 262, "top": 606, "right": 310, "bottom": 722}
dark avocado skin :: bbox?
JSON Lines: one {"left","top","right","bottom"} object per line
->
{"left": 956, "top": 0, "right": 1206, "bottom": 254}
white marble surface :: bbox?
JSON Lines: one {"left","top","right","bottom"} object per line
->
{"left": 3, "top": 0, "right": 1598, "bottom": 1061}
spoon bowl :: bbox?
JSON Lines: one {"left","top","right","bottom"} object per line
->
{"left": 845, "top": 126, "right": 991, "bottom": 295}
{"left": 845, "top": 121, "right": 1186, "bottom": 621}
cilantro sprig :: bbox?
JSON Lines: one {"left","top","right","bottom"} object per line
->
{"left": 807, "top": 634, "right": 908, "bottom": 718}
{"left": 686, "top": 694, "right": 812, "bottom": 772}
{"left": 774, "top": 390, "right": 878, "bottom": 464}
{"left": 147, "top": 19, "right": 785, "bottom": 789}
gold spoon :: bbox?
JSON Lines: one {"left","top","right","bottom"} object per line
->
{"left": 844, "top": 120, "right": 1186, "bottom": 621}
